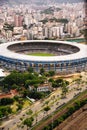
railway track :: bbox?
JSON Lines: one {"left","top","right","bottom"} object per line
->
{"left": 32, "top": 92, "right": 87, "bottom": 130}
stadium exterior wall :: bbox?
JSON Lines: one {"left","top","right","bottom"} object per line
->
{"left": 0, "top": 40, "right": 87, "bottom": 73}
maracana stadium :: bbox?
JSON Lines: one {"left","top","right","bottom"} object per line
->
{"left": 0, "top": 40, "right": 87, "bottom": 73}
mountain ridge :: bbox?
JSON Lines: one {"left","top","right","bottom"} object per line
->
{"left": 0, "top": 0, "right": 83, "bottom": 5}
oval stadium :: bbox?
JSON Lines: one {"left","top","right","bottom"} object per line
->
{"left": 0, "top": 40, "right": 87, "bottom": 73}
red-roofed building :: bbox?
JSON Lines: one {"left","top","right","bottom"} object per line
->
{"left": 0, "top": 89, "right": 18, "bottom": 99}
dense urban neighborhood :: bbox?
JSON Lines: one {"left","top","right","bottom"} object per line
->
{"left": 0, "top": 1, "right": 85, "bottom": 43}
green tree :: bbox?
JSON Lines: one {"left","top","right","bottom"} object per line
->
{"left": 27, "top": 67, "right": 34, "bottom": 73}
{"left": 23, "top": 24, "right": 27, "bottom": 29}
{"left": 26, "top": 109, "right": 33, "bottom": 115}
{"left": 48, "top": 71, "right": 55, "bottom": 76}
{"left": 44, "top": 106, "right": 50, "bottom": 116}
{"left": 28, "top": 91, "right": 45, "bottom": 99}
{"left": 23, "top": 117, "right": 34, "bottom": 128}
{"left": 21, "top": 90, "right": 29, "bottom": 98}
{"left": 57, "top": 116, "right": 64, "bottom": 123}
{"left": 43, "top": 126, "right": 51, "bottom": 130}
{"left": 76, "top": 78, "right": 82, "bottom": 89}
{"left": 61, "top": 87, "right": 68, "bottom": 98}
{"left": 84, "top": 29, "right": 87, "bottom": 44}
{"left": 52, "top": 81, "right": 57, "bottom": 88}
{"left": 12, "top": 84, "right": 19, "bottom": 89}
{"left": 75, "top": 100, "right": 81, "bottom": 110}
{"left": 0, "top": 106, "right": 12, "bottom": 118}
{"left": 45, "top": 101, "right": 49, "bottom": 105}
{"left": 48, "top": 78, "right": 54, "bottom": 83}
{"left": 3, "top": 23, "right": 14, "bottom": 31}
{"left": 14, "top": 96, "right": 19, "bottom": 101}
{"left": 17, "top": 104, "right": 23, "bottom": 111}
{"left": 61, "top": 84, "right": 68, "bottom": 98}
{"left": 34, "top": 84, "right": 38, "bottom": 91}
{"left": 0, "top": 98, "right": 14, "bottom": 106}
{"left": 40, "top": 68, "right": 45, "bottom": 74}
{"left": 3, "top": 71, "right": 24, "bottom": 86}
{"left": 68, "top": 106, "right": 75, "bottom": 115}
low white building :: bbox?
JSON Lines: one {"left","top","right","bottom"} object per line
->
{"left": 37, "top": 84, "right": 52, "bottom": 92}
{"left": 37, "top": 86, "right": 49, "bottom": 92}
{"left": 0, "top": 69, "right": 6, "bottom": 80}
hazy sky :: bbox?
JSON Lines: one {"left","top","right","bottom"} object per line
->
{"left": 0, "top": 0, "right": 84, "bottom": 3}
{"left": 56, "top": 0, "right": 83, "bottom": 2}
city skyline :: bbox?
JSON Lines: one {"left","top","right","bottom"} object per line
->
{"left": 0, "top": 1, "right": 84, "bottom": 42}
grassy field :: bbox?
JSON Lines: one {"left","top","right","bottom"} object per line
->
{"left": 11, "top": 99, "right": 31, "bottom": 113}
{"left": 28, "top": 52, "right": 54, "bottom": 56}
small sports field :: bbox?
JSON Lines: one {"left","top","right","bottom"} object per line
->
{"left": 28, "top": 52, "right": 54, "bottom": 56}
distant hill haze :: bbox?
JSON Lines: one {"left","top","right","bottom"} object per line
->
{"left": 0, "top": 0, "right": 84, "bottom": 5}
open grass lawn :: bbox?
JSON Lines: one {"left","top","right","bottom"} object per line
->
{"left": 11, "top": 101, "right": 18, "bottom": 113}
{"left": 23, "top": 99, "right": 32, "bottom": 108}
{"left": 28, "top": 52, "right": 54, "bottom": 56}
{"left": 11, "top": 99, "right": 31, "bottom": 113}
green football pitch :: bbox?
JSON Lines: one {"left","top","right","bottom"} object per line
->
{"left": 28, "top": 52, "right": 54, "bottom": 56}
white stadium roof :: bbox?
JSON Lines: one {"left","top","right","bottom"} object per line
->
{"left": 0, "top": 40, "right": 87, "bottom": 62}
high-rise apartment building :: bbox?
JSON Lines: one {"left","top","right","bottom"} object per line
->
{"left": 14, "top": 14, "right": 23, "bottom": 27}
